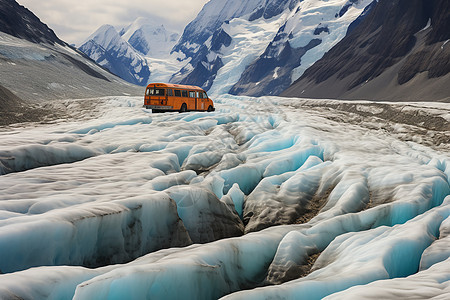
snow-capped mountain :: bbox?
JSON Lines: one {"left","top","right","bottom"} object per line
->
{"left": 171, "top": 0, "right": 270, "bottom": 59}
{"left": 229, "top": 0, "right": 376, "bottom": 96}
{"left": 120, "top": 17, "right": 179, "bottom": 58}
{"left": 170, "top": 0, "right": 375, "bottom": 96}
{"left": 78, "top": 18, "right": 180, "bottom": 86}
{"left": 283, "top": 0, "right": 450, "bottom": 102}
{"left": 79, "top": 25, "right": 151, "bottom": 86}
{"left": 0, "top": 0, "right": 141, "bottom": 125}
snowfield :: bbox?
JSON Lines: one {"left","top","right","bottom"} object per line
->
{"left": 0, "top": 95, "right": 449, "bottom": 299}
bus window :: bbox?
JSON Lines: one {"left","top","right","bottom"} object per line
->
{"left": 146, "top": 88, "right": 150, "bottom": 96}
{"left": 167, "top": 89, "right": 173, "bottom": 96}
{"left": 196, "top": 92, "right": 199, "bottom": 98}
{"left": 149, "top": 88, "right": 165, "bottom": 96}
{"left": 203, "top": 92, "right": 208, "bottom": 99}
{"left": 174, "top": 90, "right": 181, "bottom": 97}
{"left": 182, "top": 90, "right": 188, "bottom": 97}
{"left": 189, "top": 91, "right": 196, "bottom": 98}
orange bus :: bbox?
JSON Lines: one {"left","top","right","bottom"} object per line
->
{"left": 143, "top": 83, "right": 215, "bottom": 113}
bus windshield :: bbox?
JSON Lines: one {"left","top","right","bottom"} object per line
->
{"left": 147, "top": 88, "right": 165, "bottom": 96}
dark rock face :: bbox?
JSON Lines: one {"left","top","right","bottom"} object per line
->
{"left": 257, "top": 0, "right": 300, "bottom": 20}
{"left": 338, "top": 0, "right": 359, "bottom": 18}
{"left": 229, "top": 39, "right": 321, "bottom": 96}
{"left": 264, "top": 0, "right": 294, "bottom": 19}
{"left": 249, "top": 6, "right": 265, "bottom": 22}
{"left": 210, "top": 28, "right": 232, "bottom": 52}
{"left": 346, "top": 0, "right": 376, "bottom": 34}
{"left": 314, "top": 26, "right": 329, "bottom": 35}
{"left": 282, "top": 0, "right": 450, "bottom": 101}
{"left": 396, "top": 0, "right": 450, "bottom": 84}
{"left": 0, "top": 0, "right": 64, "bottom": 45}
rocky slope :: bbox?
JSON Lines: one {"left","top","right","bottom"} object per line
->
{"left": 282, "top": 0, "right": 450, "bottom": 102}
{"left": 170, "top": 0, "right": 374, "bottom": 96}
{"left": 78, "top": 18, "right": 180, "bottom": 86}
{"left": 0, "top": 0, "right": 63, "bottom": 45}
{"left": 79, "top": 24, "right": 151, "bottom": 86}
{"left": 0, "top": 0, "right": 142, "bottom": 126}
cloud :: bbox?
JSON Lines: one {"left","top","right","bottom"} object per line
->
{"left": 16, "top": 0, "right": 209, "bottom": 45}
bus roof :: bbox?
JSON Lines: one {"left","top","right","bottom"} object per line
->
{"left": 146, "top": 83, "right": 205, "bottom": 91}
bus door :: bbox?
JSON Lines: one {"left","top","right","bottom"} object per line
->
{"left": 189, "top": 91, "right": 197, "bottom": 110}
{"left": 198, "top": 91, "right": 205, "bottom": 110}
{"left": 195, "top": 91, "right": 199, "bottom": 110}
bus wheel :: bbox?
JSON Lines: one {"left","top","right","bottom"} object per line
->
{"left": 207, "top": 105, "right": 214, "bottom": 112}
{"left": 179, "top": 103, "right": 187, "bottom": 113}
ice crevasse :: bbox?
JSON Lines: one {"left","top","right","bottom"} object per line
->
{"left": 0, "top": 95, "right": 448, "bottom": 299}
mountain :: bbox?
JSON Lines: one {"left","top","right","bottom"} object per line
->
{"left": 229, "top": 0, "right": 376, "bottom": 96}
{"left": 120, "top": 17, "right": 179, "bottom": 58}
{"left": 78, "top": 18, "right": 180, "bottom": 86}
{"left": 79, "top": 25, "right": 151, "bottom": 86}
{"left": 282, "top": 0, "right": 450, "bottom": 102}
{"left": 0, "top": 0, "right": 63, "bottom": 45}
{"left": 170, "top": 0, "right": 295, "bottom": 91}
{"left": 0, "top": 0, "right": 141, "bottom": 125}
{"left": 171, "top": 0, "right": 269, "bottom": 59}
{"left": 170, "top": 0, "right": 375, "bottom": 96}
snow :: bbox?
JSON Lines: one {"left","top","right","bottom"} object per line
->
{"left": 171, "top": 0, "right": 375, "bottom": 95}
{"left": 287, "top": 0, "right": 375, "bottom": 82}
{"left": 419, "top": 18, "right": 432, "bottom": 32}
{"left": 0, "top": 95, "right": 448, "bottom": 299}
{"left": 79, "top": 18, "right": 182, "bottom": 86}
{"left": 177, "top": 0, "right": 266, "bottom": 46}
{"left": 79, "top": 25, "right": 150, "bottom": 85}
{"left": 232, "top": 197, "right": 450, "bottom": 299}
{"left": 208, "top": 15, "right": 287, "bottom": 96}
{"left": 119, "top": 17, "right": 179, "bottom": 58}
{"left": 77, "top": 0, "right": 374, "bottom": 92}
{"left": 146, "top": 53, "right": 187, "bottom": 83}
{"left": 272, "top": 67, "right": 280, "bottom": 79}
{"left": 325, "top": 257, "right": 450, "bottom": 299}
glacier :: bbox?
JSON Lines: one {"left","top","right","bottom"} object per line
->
{"left": 0, "top": 95, "right": 449, "bottom": 299}
{"left": 78, "top": 0, "right": 377, "bottom": 95}
{"left": 172, "top": 0, "right": 376, "bottom": 96}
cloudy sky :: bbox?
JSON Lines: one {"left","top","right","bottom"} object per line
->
{"left": 16, "top": 0, "right": 210, "bottom": 45}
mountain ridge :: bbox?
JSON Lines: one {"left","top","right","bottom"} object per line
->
{"left": 0, "top": 0, "right": 142, "bottom": 125}
{"left": 170, "top": 0, "right": 375, "bottom": 96}
{"left": 282, "top": 0, "right": 450, "bottom": 102}
{"left": 78, "top": 24, "right": 151, "bottom": 86}
{"left": 78, "top": 18, "right": 180, "bottom": 86}
{"left": 0, "top": 0, "right": 64, "bottom": 45}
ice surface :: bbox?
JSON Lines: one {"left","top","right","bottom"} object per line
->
{"left": 0, "top": 95, "right": 448, "bottom": 299}
{"left": 224, "top": 197, "right": 450, "bottom": 299}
